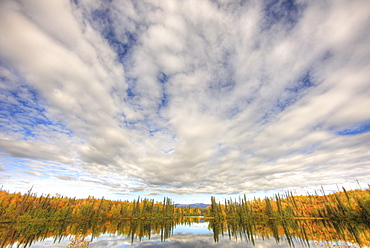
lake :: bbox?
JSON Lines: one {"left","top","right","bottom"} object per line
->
{"left": 1, "top": 217, "right": 369, "bottom": 247}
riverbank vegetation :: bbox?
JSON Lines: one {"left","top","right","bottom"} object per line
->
{"left": 0, "top": 186, "right": 369, "bottom": 247}
{"left": 209, "top": 187, "right": 370, "bottom": 223}
{"left": 0, "top": 187, "right": 369, "bottom": 223}
{"left": 0, "top": 188, "right": 201, "bottom": 223}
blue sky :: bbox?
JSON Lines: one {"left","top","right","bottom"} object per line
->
{"left": 0, "top": 0, "right": 370, "bottom": 204}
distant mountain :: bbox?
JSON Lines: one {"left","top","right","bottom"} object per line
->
{"left": 175, "top": 203, "right": 211, "bottom": 208}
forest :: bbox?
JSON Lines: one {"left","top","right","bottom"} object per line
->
{"left": 0, "top": 186, "right": 370, "bottom": 247}
{"left": 209, "top": 187, "right": 370, "bottom": 223}
{"left": 0, "top": 188, "right": 370, "bottom": 224}
{"left": 0, "top": 187, "right": 369, "bottom": 223}
{"left": 0, "top": 188, "right": 202, "bottom": 222}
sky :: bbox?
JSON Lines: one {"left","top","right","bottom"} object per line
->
{"left": 0, "top": 0, "right": 370, "bottom": 204}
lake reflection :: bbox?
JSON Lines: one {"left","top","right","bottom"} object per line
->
{"left": 1, "top": 218, "right": 369, "bottom": 247}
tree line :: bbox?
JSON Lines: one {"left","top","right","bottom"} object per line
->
{"left": 0, "top": 188, "right": 201, "bottom": 223}
{"left": 208, "top": 187, "right": 370, "bottom": 223}
{"left": 0, "top": 186, "right": 369, "bottom": 223}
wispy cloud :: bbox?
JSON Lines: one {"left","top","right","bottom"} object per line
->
{"left": 0, "top": 0, "right": 369, "bottom": 198}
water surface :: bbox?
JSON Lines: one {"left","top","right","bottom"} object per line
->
{"left": 1, "top": 218, "right": 369, "bottom": 247}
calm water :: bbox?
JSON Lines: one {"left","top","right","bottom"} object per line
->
{"left": 1, "top": 217, "right": 369, "bottom": 247}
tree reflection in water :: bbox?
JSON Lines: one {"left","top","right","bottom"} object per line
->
{"left": 210, "top": 218, "right": 370, "bottom": 247}
{"left": 1, "top": 217, "right": 369, "bottom": 247}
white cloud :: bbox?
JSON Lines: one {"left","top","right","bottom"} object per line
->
{"left": 0, "top": 0, "right": 369, "bottom": 199}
